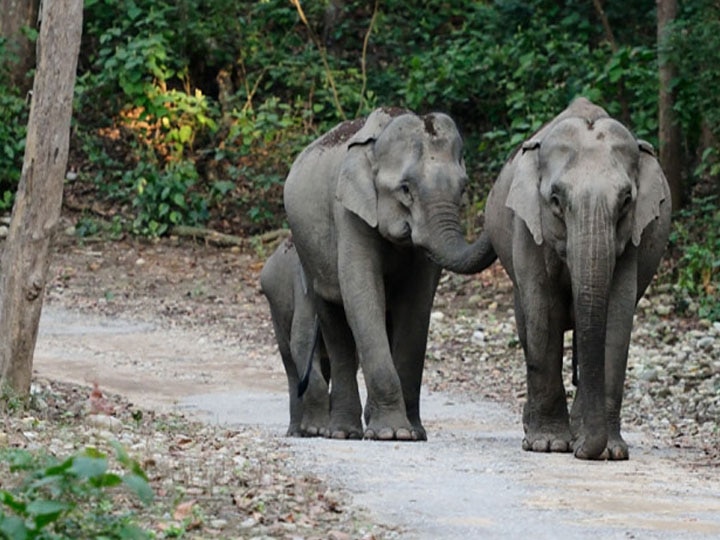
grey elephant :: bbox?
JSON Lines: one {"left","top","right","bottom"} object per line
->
{"left": 260, "top": 237, "right": 331, "bottom": 437}
{"left": 283, "top": 107, "right": 496, "bottom": 441}
{"left": 485, "top": 97, "right": 671, "bottom": 460}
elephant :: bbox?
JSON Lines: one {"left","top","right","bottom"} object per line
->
{"left": 283, "top": 107, "right": 497, "bottom": 441}
{"left": 260, "top": 237, "right": 331, "bottom": 437}
{"left": 484, "top": 97, "right": 672, "bottom": 460}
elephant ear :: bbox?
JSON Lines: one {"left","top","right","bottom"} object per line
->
{"left": 505, "top": 140, "right": 543, "bottom": 245}
{"left": 633, "top": 140, "right": 670, "bottom": 246}
{"left": 335, "top": 109, "right": 395, "bottom": 228}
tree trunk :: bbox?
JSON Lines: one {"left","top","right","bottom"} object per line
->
{"left": 0, "top": 0, "right": 83, "bottom": 398}
{"left": 0, "top": 0, "right": 41, "bottom": 92}
{"left": 657, "top": 0, "right": 683, "bottom": 210}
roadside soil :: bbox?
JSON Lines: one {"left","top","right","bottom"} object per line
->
{"left": 3, "top": 222, "right": 720, "bottom": 538}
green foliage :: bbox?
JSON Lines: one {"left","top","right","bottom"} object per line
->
{"left": 0, "top": 443, "right": 152, "bottom": 539}
{"left": 2, "top": 0, "right": 718, "bottom": 322}
{"left": 670, "top": 196, "right": 720, "bottom": 321}
{"left": 661, "top": 0, "right": 720, "bottom": 184}
{"left": 0, "top": 42, "right": 27, "bottom": 211}
{"left": 131, "top": 160, "right": 207, "bottom": 237}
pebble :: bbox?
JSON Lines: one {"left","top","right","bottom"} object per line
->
{"left": 696, "top": 336, "right": 715, "bottom": 350}
{"left": 639, "top": 368, "right": 659, "bottom": 382}
{"left": 87, "top": 414, "right": 123, "bottom": 429}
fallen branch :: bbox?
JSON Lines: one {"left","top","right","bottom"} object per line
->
{"left": 171, "top": 225, "right": 290, "bottom": 249}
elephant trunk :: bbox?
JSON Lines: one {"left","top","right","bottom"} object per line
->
{"left": 568, "top": 198, "right": 615, "bottom": 459}
{"left": 419, "top": 202, "right": 497, "bottom": 274}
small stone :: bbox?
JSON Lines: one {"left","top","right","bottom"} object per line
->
{"left": 430, "top": 311, "right": 445, "bottom": 322}
{"left": 468, "top": 294, "right": 484, "bottom": 306}
{"left": 209, "top": 519, "right": 228, "bottom": 529}
{"left": 639, "top": 369, "right": 659, "bottom": 382}
{"left": 87, "top": 414, "right": 123, "bottom": 429}
{"left": 0, "top": 225, "right": 8, "bottom": 238}
{"left": 655, "top": 304, "right": 672, "bottom": 316}
{"left": 240, "top": 517, "right": 257, "bottom": 528}
{"left": 471, "top": 330, "right": 485, "bottom": 344}
{"left": 135, "top": 257, "right": 146, "bottom": 266}
{"left": 696, "top": 336, "right": 714, "bottom": 350}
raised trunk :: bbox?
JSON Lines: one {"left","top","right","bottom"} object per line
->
{"left": 568, "top": 202, "right": 615, "bottom": 459}
{"left": 421, "top": 205, "right": 497, "bottom": 274}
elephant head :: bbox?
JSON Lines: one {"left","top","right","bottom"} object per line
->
{"left": 505, "top": 98, "right": 668, "bottom": 457}
{"left": 335, "top": 109, "right": 495, "bottom": 274}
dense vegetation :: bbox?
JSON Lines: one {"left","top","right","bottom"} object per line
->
{"left": 0, "top": 0, "right": 717, "bottom": 318}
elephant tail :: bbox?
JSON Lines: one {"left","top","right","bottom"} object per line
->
{"left": 297, "top": 315, "right": 321, "bottom": 398}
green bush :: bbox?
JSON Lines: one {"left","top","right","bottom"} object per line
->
{"left": 670, "top": 196, "right": 720, "bottom": 321}
{"left": 0, "top": 40, "right": 28, "bottom": 211}
{"left": 0, "top": 443, "right": 152, "bottom": 539}
{"left": 131, "top": 160, "right": 207, "bottom": 237}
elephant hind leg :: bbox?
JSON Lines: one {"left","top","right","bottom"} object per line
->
{"left": 316, "top": 299, "right": 363, "bottom": 440}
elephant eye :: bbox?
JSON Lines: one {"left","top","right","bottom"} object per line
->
{"left": 397, "top": 182, "right": 413, "bottom": 206}
{"left": 550, "top": 193, "right": 564, "bottom": 219}
{"left": 619, "top": 190, "right": 633, "bottom": 216}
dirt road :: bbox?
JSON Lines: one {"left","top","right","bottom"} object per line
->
{"left": 35, "top": 304, "right": 720, "bottom": 539}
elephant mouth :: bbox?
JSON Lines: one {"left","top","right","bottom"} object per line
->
{"left": 393, "top": 222, "right": 412, "bottom": 245}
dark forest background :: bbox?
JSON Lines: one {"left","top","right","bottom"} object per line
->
{"left": 1, "top": 0, "right": 718, "bottom": 318}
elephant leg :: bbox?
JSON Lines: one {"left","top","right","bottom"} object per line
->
{"left": 315, "top": 298, "right": 363, "bottom": 439}
{"left": 604, "top": 252, "right": 637, "bottom": 460}
{"left": 269, "top": 315, "right": 303, "bottom": 437}
{"left": 337, "top": 228, "right": 414, "bottom": 441}
{"left": 378, "top": 256, "right": 441, "bottom": 441}
{"left": 290, "top": 308, "right": 329, "bottom": 437}
{"left": 517, "top": 288, "right": 572, "bottom": 453}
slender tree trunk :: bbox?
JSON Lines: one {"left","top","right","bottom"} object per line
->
{"left": 0, "top": 0, "right": 83, "bottom": 398}
{"left": 657, "top": 0, "right": 683, "bottom": 210}
{"left": 0, "top": 0, "right": 41, "bottom": 92}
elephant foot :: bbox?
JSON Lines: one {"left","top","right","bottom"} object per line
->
{"left": 363, "top": 410, "right": 423, "bottom": 442}
{"left": 300, "top": 424, "right": 327, "bottom": 437}
{"left": 606, "top": 435, "right": 629, "bottom": 461}
{"left": 326, "top": 415, "right": 363, "bottom": 440}
{"left": 286, "top": 425, "right": 304, "bottom": 438}
{"left": 301, "top": 411, "right": 330, "bottom": 438}
{"left": 363, "top": 426, "right": 422, "bottom": 441}
{"left": 328, "top": 427, "right": 363, "bottom": 440}
{"left": 522, "top": 425, "right": 572, "bottom": 453}
{"left": 571, "top": 432, "right": 610, "bottom": 460}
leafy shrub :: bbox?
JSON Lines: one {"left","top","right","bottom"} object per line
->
{"left": 131, "top": 160, "right": 208, "bottom": 237}
{"left": 0, "top": 443, "right": 152, "bottom": 539}
{"left": 670, "top": 196, "right": 720, "bottom": 321}
{"left": 0, "top": 40, "right": 28, "bottom": 211}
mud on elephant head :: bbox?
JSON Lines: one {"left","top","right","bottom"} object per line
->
{"left": 334, "top": 107, "right": 495, "bottom": 272}
{"left": 485, "top": 97, "right": 672, "bottom": 460}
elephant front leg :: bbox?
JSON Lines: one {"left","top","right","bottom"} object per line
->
{"left": 517, "top": 290, "right": 572, "bottom": 453}
{"left": 381, "top": 256, "right": 441, "bottom": 441}
{"left": 338, "top": 236, "right": 416, "bottom": 441}
{"left": 602, "top": 255, "right": 638, "bottom": 460}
